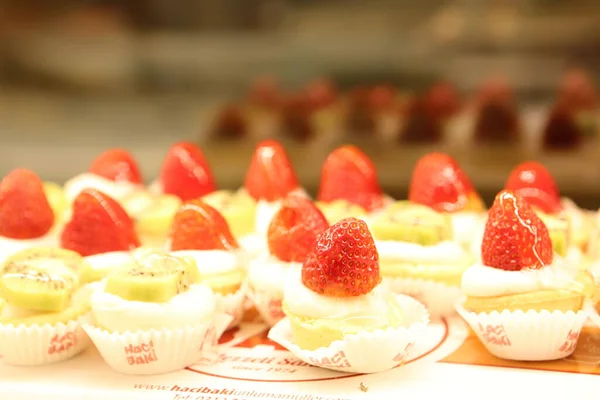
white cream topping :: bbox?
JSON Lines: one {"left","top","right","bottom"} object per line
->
{"left": 84, "top": 251, "right": 133, "bottom": 277}
{"left": 248, "top": 255, "right": 300, "bottom": 297}
{"left": 64, "top": 173, "right": 141, "bottom": 203}
{"left": 92, "top": 281, "right": 215, "bottom": 332}
{"left": 169, "top": 250, "right": 240, "bottom": 276}
{"left": 451, "top": 212, "right": 487, "bottom": 246}
{"left": 283, "top": 267, "right": 391, "bottom": 322}
{"left": 375, "top": 240, "right": 468, "bottom": 264}
{"left": 461, "top": 258, "right": 579, "bottom": 297}
{"left": 239, "top": 233, "right": 268, "bottom": 257}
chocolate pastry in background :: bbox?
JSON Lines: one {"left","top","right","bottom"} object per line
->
{"left": 557, "top": 68, "right": 598, "bottom": 138}
{"left": 281, "top": 79, "right": 339, "bottom": 141}
{"left": 281, "top": 93, "right": 313, "bottom": 140}
{"left": 424, "top": 81, "right": 461, "bottom": 122}
{"left": 472, "top": 78, "right": 520, "bottom": 144}
{"left": 399, "top": 97, "right": 442, "bottom": 143}
{"left": 542, "top": 102, "right": 583, "bottom": 151}
{"left": 244, "top": 75, "right": 284, "bottom": 139}
{"left": 346, "top": 86, "right": 375, "bottom": 134}
{"left": 211, "top": 103, "right": 247, "bottom": 140}
{"left": 346, "top": 84, "right": 399, "bottom": 136}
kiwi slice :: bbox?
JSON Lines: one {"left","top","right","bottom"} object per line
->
{"left": 104, "top": 250, "right": 200, "bottom": 303}
{"left": 43, "top": 181, "right": 68, "bottom": 219}
{"left": 0, "top": 253, "right": 80, "bottom": 312}
{"left": 370, "top": 202, "right": 452, "bottom": 245}
{"left": 537, "top": 213, "right": 570, "bottom": 257}
{"left": 5, "top": 248, "right": 95, "bottom": 284}
{"left": 202, "top": 190, "right": 256, "bottom": 237}
{"left": 135, "top": 195, "right": 182, "bottom": 236}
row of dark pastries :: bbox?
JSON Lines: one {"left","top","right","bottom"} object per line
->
{"left": 207, "top": 69, "right": 598, "bottom": 150}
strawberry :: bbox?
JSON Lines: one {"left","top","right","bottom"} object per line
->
{"left": 302, "top": 217, "right": 380, "bottom": 297}
{"left": 482, "top": 190, "right": 553, "bottom": 271}
{"left": 60, "top": 189, "right": 140, "bottom": 256}
{"left": 243, "top": 140, "right": 300, "bottom": 202}
{"left": 89, "top": 148, "right": 142, "bottom": 184}
{"left": 169, "top": 199, "right": 238, "bottom": 251}
{"left": 158, "top": 142, "right": 216, "bottom": 201}
{"left": 504, "top": 161, "right": 562, "bottom": 214}
{"left": 317, "top": 145, "right": 385, "bottom": 212}
{"left": 408, "top": 152, "right": 482, "bottom": 213}
{"left": 0, "top": 169, "right": 55, "bottom": 239}
{"left": 268, "top": 195, "right": 329, "bottom": 263}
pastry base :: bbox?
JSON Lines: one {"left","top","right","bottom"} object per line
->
{"left": 379, "top": 260, "right": 468, "bottom": 287}
{"left": 282, "top": 299, "right": 404, "bottom": 351}
{"left": 464, "top": 289, "right": 584, "bottom": 314}
{"left": 200, "top": 269, "right": 246, "bottom": 295}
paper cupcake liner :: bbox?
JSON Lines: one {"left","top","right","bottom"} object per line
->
{"left": 268, "top": 294, "right": 430, "bottom": 374}
{"left": 246, "top": 284, "right": 285, "bottom": 327}
{"left": 83, "top": 313, "right": 232, "bottom": 375}
{"left": 386, "top": 276, "right": 462, "bottom": 318}
{"left": 214, "top": 283, "right": 248, "bottom": 329}
{"left": 456, "top": 299, "right": 588, "bottom": 361}
{"left": 0, "top": 314, "right": 92, "bottom": 366}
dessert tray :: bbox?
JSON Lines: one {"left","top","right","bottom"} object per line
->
{"left": 1, "top": 314, "right": 598, "bottom": 400}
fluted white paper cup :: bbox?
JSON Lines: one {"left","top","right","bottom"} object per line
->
{"left": 83, "top": 313, "right": 231, "bottom": 375}
{"left": 246, "top": 285, "right": 285, "bottom": 327}
{"left": 268, "top": 295, "right": 429, "bottom": 373}
{"left": 456, "top": 300, "right": 588, "bottom": 361}
{"left": 387, "top": 277, "right": 462, "bottom": 318}
{"left": 214, "top": 283, "right": 248, "bottom": 329}
{"left": 0, "top": 314, "right": 92, "bottom": 366}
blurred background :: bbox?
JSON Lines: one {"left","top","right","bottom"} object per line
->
{"left": 1, "top": 0, "right": 599, "bottom": 207}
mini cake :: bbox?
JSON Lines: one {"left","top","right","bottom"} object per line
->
{"left": 0, "top": 247, "right": 97, "bottom": 365}
{"left": 64, "top": 148, "right": 145, "bottom": 213}
{"left": 471, "top": 78, "right": 520, "bottom": 144}
{"left": 505, "top": 161, "right": 594, "bottom": 252}
{"left": 557, "top": 68, "right": 598, "bottom": 138}
{"left": 83, "top": 249, "right": 229, "bottom": 374}
{"left": 408, "top": 153, "right": 487, "bottom": 252}
{"left": 248, "top": 195, "right": 329, "bottom": 326}
{"left": 239, "top": 140, "right": 305, "bottom": 258}
{"left": 542, "top": 101, "right": 584, "bottom": 150}
{"left": 457, "top": 190, "right": 593, "bottom": 361}
{"left": 133, "top": 141, "right": 217, "bottom": 247}
{"left": 316, "top": 145, "right": 388, "bottom": 222}
{"left": 202, "top": 189, "right": 257, "bottom": 239}
{"left": 368, "top": 201, "right": 472, "bottom": 317}
{"left": 167, "top": 200, "right": 247, "bottom": 328}
{"left": 60, "top": 189, "right": 141, "bottom": 281}
{"left": 268, "top": 217, "right": 429, "bottom": 373}
{"left": 400, "top": 97, "right": 442, "bottom": 143}
{"left": 0, "top": 169, "right": 64, "bottom": 262}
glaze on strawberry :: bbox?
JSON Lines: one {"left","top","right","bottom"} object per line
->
{"left": 302, "top": 217, "right": 381, "bottom": 297}
{"left": 169, "top": 199, "right": 238, "bottom": 251}
{"left": 268, "top": 195, "right": 329, "bottom": 263}
{"left": 481, "top": 190, "right": 553, "bottom": 271}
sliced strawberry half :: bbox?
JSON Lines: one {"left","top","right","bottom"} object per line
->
{"left": 408, "top": 152, "right": 482, "bottom": 213}
{"left": 268, "top": 195, "right": 329, "bottom": 263}
{"left": 482, "top": 190, "right": 553, "bottom": 271}
{"left": 89, "top": 148, "right": 142, "bottom": 184}
{"left": 302, "top": 217, "right": 380, "bottom": 297}
{"left": 317, "top": 145, "right": 385, "bottom": 212}
{"left": 243, "top": 140, "right": 300, "bottom": 202}
{"left": 169, "top": 199, "right": 238, "bottom": 251}
{"left": 0, "top": 169, "right": 55, "bottom": 239}
{"left": 61, "top": 189, "right": 140, "bottom": 256}
{"left": 158, "top": 142, "right": 216, "bottom": 201}
{"left": 504, "top": 161, "right": 562, "bottom": 214}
